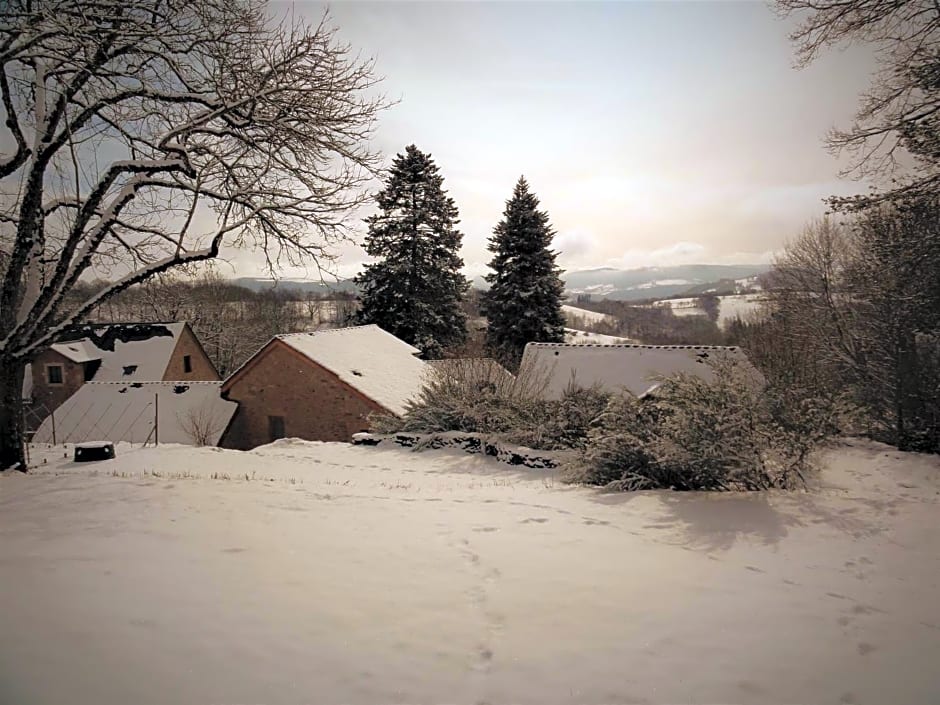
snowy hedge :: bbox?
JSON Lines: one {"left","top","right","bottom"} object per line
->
{"left": 372, "top": 357, "right": 608, "bottom": 451}
{"left": 571, "top": 357, "right": 841, "bottom": 491}
{"left": 376, "top": 354, "right": 840, "bottom": 492}
{"left": 352, "top": 431, "right": 570, "bottom": 469}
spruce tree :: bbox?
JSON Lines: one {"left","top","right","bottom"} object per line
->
{"left": 354, "top": 145, "right": 468, "bottom": 358}
{"left": 482, "top": 177, "right": 566, "bottom": 366}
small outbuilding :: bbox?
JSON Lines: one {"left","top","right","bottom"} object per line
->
{"left": 521, "top": 342, "right": 759, "bottom": 399}
{"left": 219, "top": 325, "right": 430, "bottom": 449}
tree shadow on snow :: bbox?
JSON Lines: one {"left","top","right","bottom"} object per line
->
{"left": 589, "top": 490, "right": 804, "bottom": 552}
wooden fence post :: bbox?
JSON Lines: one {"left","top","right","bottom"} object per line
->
{"left": 154, "top": 393, "right": 159, "bottom": 446}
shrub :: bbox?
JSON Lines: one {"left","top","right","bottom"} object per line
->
{"left": 571, "top": 357, "right": 840, "bottom": 491}
{"left": 373, "top": 357, "right": 610, "bottom": 451}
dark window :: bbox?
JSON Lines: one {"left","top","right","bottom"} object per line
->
{"left": 183, "top": 354, "right": 192, "bottom": 373}
{"left": 122, "top": 364, "right": 138, "bottom": 376}
{"left": 47, "top": 365, "right": 63, "bottom": 384}
{"left": 268, "top": 415, "right": 286, "bottom": 441}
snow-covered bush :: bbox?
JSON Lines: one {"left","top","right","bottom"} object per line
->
{"left": 573, "top": 357, "right": 839, "bottom": 491}
{"left": 373, "top": 357, "right": 609, "bottom": 451}
{"left": 512, "top": 382, "right": 611, "bottom": 451}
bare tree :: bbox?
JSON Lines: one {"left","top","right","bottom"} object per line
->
{"left": 777, "top": 0, "right": 940, "bottom": 207}
{"left": 0, "top": 0, "right": 385, "bottom": 469}
{"left": 177, "top": 398, "right": 229, "bottom": 446}
{"left": 761, "top": 205, "right": 940, "bottom": 449}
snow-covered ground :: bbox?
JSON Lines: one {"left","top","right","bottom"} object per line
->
{"left": 2, "top": 439, "right": 939, "bottom": 704}
{"left": 561, "top": 304, "right": 616, "bottom": 325}
{"left": 653, "top": 293, "right": 768, "bottom": 328}
{"left": 564, "top": 327, "right": 637, "bottom": 345}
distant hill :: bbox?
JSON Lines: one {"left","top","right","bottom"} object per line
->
{"left": 235, "top": 264, "right": 770, "bottom": 301}
{"left": 476, "top": 264, "right": 770, "bottom": 301}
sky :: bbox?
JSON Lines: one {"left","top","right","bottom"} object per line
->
{"left": 224, "top": 0, "right": 877, "bottom": 279}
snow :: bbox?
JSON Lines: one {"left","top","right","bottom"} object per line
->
{"left": 275, "top": 325, "right": 429, "bottom": 416}
{"left": 561, "top": 304, "right": 615, "bottom": 324}
{"left": 21, "top": 363, "right": 32, "bottom": 400}
{"left": 1, "top": 438, "right": 938, "bottom": 704}
{"left": 31, "top": 381, "right": 237, "bottom": 446}
{"left": 50, "top": 339, "right": 102, "bottom": 364}
{"left": 564, "top": 328, "right": 637, "bottom": 345}
{"left": 652, "top": 294, "right": 768, "bottom": 328}
{"left": 631, "top": 278, "right": 692, "bottom": 290}
{"left": 523, "top": 342, "right": 757, "bottom": 398}
{"left": 50, "top": 322, "right": 186, "bottom": 381}
{"left": 717, "top": 292, "right": 768, "bottom": 326}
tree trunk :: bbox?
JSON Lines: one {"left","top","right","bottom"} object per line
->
{"left": 895, "top": 331, "right": 918, "bottom": 451}
{"left": 0, "top": 355, "right": 27, "bottom": 471}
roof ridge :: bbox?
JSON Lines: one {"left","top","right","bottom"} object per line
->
{"left": 277, "top": 324, "right": 378, "bottom": 340}
{"left": 527, "top": 343, "right": 739, "bottom": 351}
{"left": 86, "top": 380, "right": 223, "bottom": 386}
{"left": 70, "top": 321, "right": 186, "bottom": 327}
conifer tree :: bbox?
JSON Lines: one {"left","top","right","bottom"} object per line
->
{"left": 354, "top": 145, "right": 468, "bottom": 358}
{"left": 482, "top": 177, "right": 566, "bottom": 366}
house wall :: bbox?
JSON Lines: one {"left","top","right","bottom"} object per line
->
{"left": 27, "top": 349, "right": 84, "bottom": 416}
{"left": 220, "top": 341, "right": 385, "bottom": 449}
{"left": 162, "top": 325, "right": 219, "bottom": 381}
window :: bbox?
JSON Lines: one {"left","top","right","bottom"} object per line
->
{"left": 268, "top": 415, "right": 286, "bottom": 441}
{"left": 183, "top": 354, "right": 192, "bottom": 373}
{"left": 46, "top": 365, "right": 63, "bottom": 385}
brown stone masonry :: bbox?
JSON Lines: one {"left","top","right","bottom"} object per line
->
{"left": 220, "top": 340, "right": 385, "bottom": 449}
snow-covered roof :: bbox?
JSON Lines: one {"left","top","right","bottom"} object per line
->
{"left": 51, "top": 322, "right": 186, "bottom": 381}
{"left": 21, "top": 364, "right": 33, "bottom": 401}
{"left": 50, "top": 339, "right": 101, "bottom": 364}
{"left": 32, "top": 381, "right": 236, "bottom": 446}
{"left": 272, "top": 325, "right": 428, "bottom": 416}
{"left": 521, "top": 343, "right": 758, "bottom": 399}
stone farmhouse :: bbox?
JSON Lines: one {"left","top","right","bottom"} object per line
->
{"left": 24, "top": 322, "right": 219, "bottom": 418}
{"left": 521, "top": 342, "right": 760, "bottom": 399}
{"left": 219, "top": 325, "right": 429, "bottom": 449}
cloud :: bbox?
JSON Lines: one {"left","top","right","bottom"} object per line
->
{"left": 608, "top": 241, "right": 706, "bottom": 268}
{"left": 554, "top": 229, "right": 597, "bottom": 265}
{"left": 604, "top": 241, "right": 776, "bottom": 269}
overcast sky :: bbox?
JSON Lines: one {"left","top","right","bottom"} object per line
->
{"left": 225, "top": 0, "right": 876, "bottom": 279}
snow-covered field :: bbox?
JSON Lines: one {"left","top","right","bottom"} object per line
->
{"left": 561, "top": 304, "right": 616, "bottom": 325}
{"left": 2, "top": 439, "right": 939, "bottom": 704}
{"left": 653, "top": 293, "right": 768, "bottom": 328}
{"left": 564, "top": 327, "right": 636, "bottom": 345}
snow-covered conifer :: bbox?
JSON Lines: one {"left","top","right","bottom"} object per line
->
{"left": 482, "top": 177, "right": 566, "bottom": 366}
{"left": 354, "top": 145, "right": 468, "bottom": 358}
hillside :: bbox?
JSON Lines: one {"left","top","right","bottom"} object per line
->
{"left": 235, "top": 265, "right": 770, "bottom": 301}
